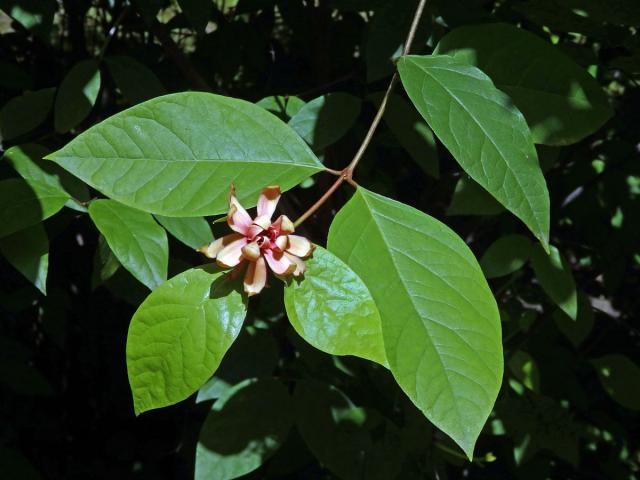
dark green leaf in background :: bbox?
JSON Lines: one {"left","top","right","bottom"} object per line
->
{"left": 0, "top": 88, "right": 55, "bottom": 143}
{"left": 288, "top": 92, "right": 361, "bottom": 152}
{"left": 127, "top": 265, "right": 247, "bottom": 414}
{"left": 105, "top": 55, "right": 167, "bottom": 105}
{"left": 398, "top": 54, "right": 550, "bottom": 249}
{"left": 0, "top": 178, "right": 68, "bottom": 239}
{"left": 178, "top": 0, "right": 212, "bottom": 33}
{"left": 530, "top": 244, "right": 578, "bottom": 320}
{"left": 256, "top": 95, "right": 305, "bottom": 120}
{"left": 447, "top": 176, "right": 505, "bottom": 217}
{"left": 0, "top": 223, "right": 49, "bottom": 294}
{"left": 47, "top": 92, "right": 324, "bottom": 216}
{"left": 89, "top": 200, "right": 168, "bottom": 290}
{"left": 591, "top": 354, "right": 640, "bottom": 411}
{"left": 434, "top": 23, "right": 612, "bottom": 145}
{"left": 54, "top": 59, "right": 101, "bottom": 134}
{"left": 284, "top": 246, "right": 387, "bottom": 366}
{"left": 328, "top": 188, "right": 503, "bottom": 458}
{"left": 553, "top": 292, "right": 594, "bottom": 348}
{"left": 195, "top": 378, "right": 294, "bottom": 480}
{"left": 480, "top": 234, "right": 533, "bottom": 279}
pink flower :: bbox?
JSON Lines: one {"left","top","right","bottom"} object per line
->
{"left": 198, "top": 185, "right": 314, "bottom": 296}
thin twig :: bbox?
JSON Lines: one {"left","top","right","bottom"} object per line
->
{"left": 293, "top": 0, "right": 428, "bottom": 226}
{"left": 98, "top": 6, "right": 130, "bottom": 60}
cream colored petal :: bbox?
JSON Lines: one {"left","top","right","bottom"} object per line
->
{"left": 241, "top": 241, "right": 261, "bottom": 262}
{"left": 216, "top": 237, "right": 248, "bottom": 268}
{"left": 253, "top": 214, "right": 272, "bottom": 230}
{"left": 284, "top": 252, "right": 306, "bottom": 277}
{"left": 286, "top": 235, "right": 314, "bottom": 258}
{"left": 197, "top": 233, "right": 243, "bottom": 259}
{"left": 272, "top": 214, "right": 294, "bottom": 235}
{"left": 256, "top": 186, "right": 281, "bottom": 219}
{"left": 264, "top": 249, "right": 296, "bottom": 275}
{"left": 227, "top": 185, "right": 253, "bottom": 235}
{"left": 274, "top": 235, "right": 289, "bottom": 252}
{"left": 244, "top": 256, "right": 267, "bottom": 296}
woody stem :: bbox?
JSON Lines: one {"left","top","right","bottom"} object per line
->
{"left": 294, "top": 0, "right": 428, "bottom": 226}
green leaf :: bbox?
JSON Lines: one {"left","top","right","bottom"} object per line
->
{"left": 507, "top": 351, "right": 540, "bottom": 393}
{"left": 327, "top": 188, "right": 503, "bottom": 458}
{"left": 155, "top": 215, "right": 212, "bottom": 250}
{"left": 591, "top": 354, "right": 640, "bottom": 411}
{"left": 54, "top": 59, "right": 101, "bottom": 133}
{"left": 530, "top": 244, "right": 578, "bottom": 320}
{"left": 283, "top": 246, "right": 387, "bottom": 366}
{"left": 398, "top": 54, "right": 550, "bottom": 249}
{"left": 256, "top": 95, "right": 305, "bottom": 120}
{"left": 88, "top": 200, "right": 168, "bottom": 290}
{"left": 288, "top": 93, "right": 361, "bottom": 151}
{"left": 0, "top": 0, "right": 56, "bottom": 38}
{"left": 195, "top": 378, "right": 293, "bottom": 480}
{"left": 0, "top": 178, "right": 68, "bottom": 239}
{"left": 447, "top": 176, "right": 505, "bottom": 217}
{"left": 480, "top": 234, "right": 533, "bottom": 279}
{"left": 434, "top": 23, "right": 612, "bottom": 145}
{"left": 91, "top": 234, "right": 120, "bottom": 289}
{"left": 105, "top": 55, "right": 166, "bottom": 105}
{"left": 4, "top": 143, "right": 90, "bottom": 204}
{"left": 553, "top": 292, "right": 594, "bottom": 348}
{"left": 370, "top": 93, "right": 439, "bottom": 178}
{"left": 127, "top": 265, "right": 247, "bottom": 414}
{"left": 46, "top": 92, "right": 323, "bottom": 216}
{"left": 0, "top": 88, "right": 55, "bottom": 142}
{"left": 0, "top": 223, "right": 48, "bottom": 294}
{"left": 295, "top": 380, "right": 405, "bottom": 480}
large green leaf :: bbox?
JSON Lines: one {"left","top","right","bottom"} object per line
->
{"left": 530, "top": 244, "right": 578, "bottom": 320}
{"left": 480, "top": 234, "right": 533, "bottom": 279}
{"left": 88, "top": 200, "right": 168, "bottom": 290}
{"left": 195, "top": 378, "right": 293, "bottom": 480}
{"left": 398, "top": 54, "right": 550, "bottom": 249}
{"left": 0, "top": 223, "right": 49, "bottom": 295}
{"left": 288, "top": 93, "right": 361, "bottom": 151}
{"left": 54, "top": 59, "right": 101, "bottom": 134}
{"left": 127, "top": 265, "right": 247, "bottom": 414}
{"left": 155, "top": 215, "right": 212, "bottom": 250}
{"left": 0, "top": 178, "right": 68, "bottom": 239}
{"left": 295, "top": 380, "right": 405, "bottom": 480}
{"left": 434, "top": 23, "right": 612, "bottom": 145}
{"left": 0, "top": 88, "right": 55, "bottom": 142}
{"left": 327, "top": 188, "right": 503, "bottom": 458}
{"left": 591, "top": 354, "right": 640, "bottom": 411}
{"left": 283, "top": 246, "right": 387, "bottom": 366}
{"left": 46, "top": 92, "right": 324, "bottom": 216}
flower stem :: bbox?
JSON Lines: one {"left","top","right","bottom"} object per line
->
{"left": 294, "top": 0, "right": 428, "bottom": 226}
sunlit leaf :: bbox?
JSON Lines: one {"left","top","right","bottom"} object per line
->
{"left": 530, "top": 244, "right": 578, "bottom": 320}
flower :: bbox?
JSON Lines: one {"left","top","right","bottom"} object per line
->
{"left": 198, "top": 185, "right": 314, "bottom": 296}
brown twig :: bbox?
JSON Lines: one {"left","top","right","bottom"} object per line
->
{"left": 293, "top": 0, "right": 428, "bottom": 226}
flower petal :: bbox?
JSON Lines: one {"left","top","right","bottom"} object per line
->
{"left": 274, "top": 235, "right": 288, "bottom": 252}
{"left": 197, "top": 233, "right": 243, "bottom": 259}
{"left": 285, "top": 252, "right": 306, "bottom": 277}
{"left": 264, "top": 249, "right": 296, "bottom": 276}
{"left": 244, "top": 257, "right": 267, "bottom": 296}
{"left": 216, "top": 236, "right": 248, "bottom": 268}
{"left": 228, "top": 185, "right": 253, "bottom": 235}
{"left": 241, "top": 241, "right": 261, "bottom": 262}
{"left": 253, "top": 215, "right": 272, "bottom": 230}
{"left": 246, "top": 224, "right": 264, "bottom": 240}
{"left": 257, "top": 186, "right": 281, "bottom": 219}
{"left": 286, "top": 235, "right": 314, "bottom": 258}
{"left": 272, "top": 215, "right": 294, "bottom": 235}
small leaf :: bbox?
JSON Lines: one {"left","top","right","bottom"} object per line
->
{"left": 127, "top": 265, "right": 247, "bottom": 414}
{"left": 288, "top": 93, "right": 361, "bottom": 151}
{"left": 447, "top": 176, "right": 505, "bottom": 217}
{"left": 195, "top": 378, "right": 293, "bottom": 480}
{"left": 327, "top": 188, "right": 503, "bottom": 458}
{"left": 105, "top": 55, "right": 166, "bottom": 105}
{"left": 256, "top": 95, "right": 305, "bottom": 120}
{"left": 0, "top": 223, "right": 49, "bottom": 295}
{"left": 553, "top": 292, "right": 594, "bottom": 348}
{"left": 54, "top": 59, "right": 101, "bottom": 133}
{"left": 295, "top": 380, "right": 405, "bottom": 480}
{"left": 284, "top": 246, "right": 387, "bottom": 366}
{"left": 0, "top": 88, "right": 55, "bottom": 142}
{"left": 398, "top": 54, "right": 550, "bottom": 249}
{"left": 530, "top": 244, "right": 578, "bottom": 320}
{"left": 88, "top": 200, "right": 168, "bottom": 290}
{"left": 46, "top": 92, "right": 323, "bottom": 216}
{"left": 91, "top": 234, "right": 121, "bottom": 289}
{"left": 4, "top": 143, "right": 90, "bottom": 203}
{"left": 507, "top": 351, "right": 540, "bottom": 393}
{"left": 370, "top": 93, "right": 439, "bottom": 178}
{"left": 0, "top": 178, "right": 68, "bottom": 239}
{"left": 591, "top": 354, "right": 640, "bottom": 411}
{"left": 155, "top": 215, "right": 212, "bottom": 250}
{"left": 434, "top": 23, "right": 612, "bottom": 145}
{"left": 480, "top": 234, "right": 533, "bottom": 279}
